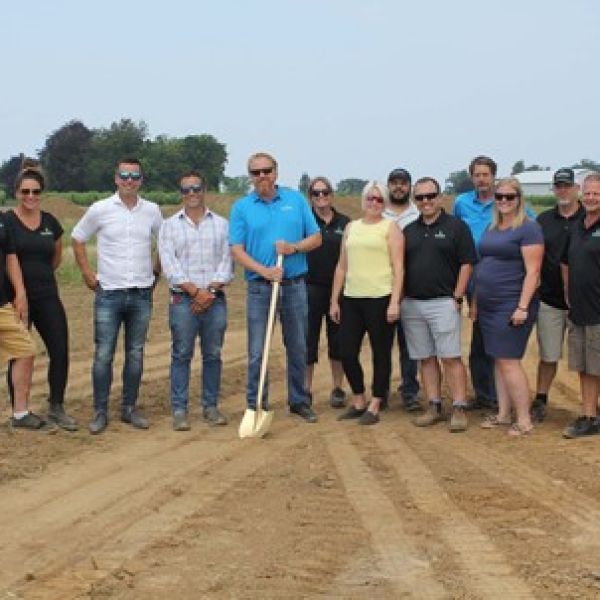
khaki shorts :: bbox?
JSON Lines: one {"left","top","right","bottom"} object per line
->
{"left": 0, "top": 304, "right": 36, "bottom": 362}
{"left": 567, "top": 322, "right": 600, "bottom": 376}
{"left": 536, "top": 301, "right": 568, "bottom": 362}
{"left": 401, "top": 297, "right": 462, "bottom": 359}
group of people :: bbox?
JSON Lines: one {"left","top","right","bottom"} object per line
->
{"left": 1, "top": 153, "right": 599, "bottom": 440}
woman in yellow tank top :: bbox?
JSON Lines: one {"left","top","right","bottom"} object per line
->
{"left": 330, "top": 181, "right": 404, "bottom": 425}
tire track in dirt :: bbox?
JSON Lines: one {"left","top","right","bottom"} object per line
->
{"left": 325, "top": 431, "right": 448, "bottom": 598}
{"left": 2, "top": 413, "right": 309, "bottom": 599}
{"left": 373, "top": 430, "right": 534, "bottom": 599}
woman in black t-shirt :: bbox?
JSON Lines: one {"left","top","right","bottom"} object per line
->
{"left": 7, "top": 165, "right": 78, "bottom": 431}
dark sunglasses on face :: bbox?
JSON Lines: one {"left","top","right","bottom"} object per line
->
{"left": 366, "top": 195, "right": 384, "bottom": 204}
{"left": 495, "top": 193, "right": 519, "bottom": 202}
{"left": 118, "top": 171, "right": 142, "bottom": 181}
{"left": 310, "top": 189, "right": 331, "bottom": 198}
{"left": 414, "top": 193, "right": 438, "bottom": 202}
{"left": 180, "top": 184, "right": 204, "bottom": 195}
{"left": 20, "top": 189, "right": 42, "bottom": 196}
{"left": 249, "top": 167, "right": 274, "bottom": 177}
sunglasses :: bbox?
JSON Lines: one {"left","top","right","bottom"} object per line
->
{"left": 310, "top": 189, "right": 331, "bottom": 198}
{"left": 118, "top": 171, "right": 142, "bottom": 181}
{"left": 366, "top": 195, "right": 384, "bottom": 204}
{"left": 494, "top": 193, "right": 519, "bottom": 202}
{"left": 20, "top": 189, "right": 42, "bottom": 196}
{"left": 180, "top": 184, "right": 204, "bottom": 195}
{"left": 414, "top": 193, "right": 438, "bottom": 202}
{"left": 249, "top": 167, "right": 274, "bottom": 177}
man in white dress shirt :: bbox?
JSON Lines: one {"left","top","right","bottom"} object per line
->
{"left": 159, "top": 171, "right": 233, "bottom": 431}
{"left": 72, "top": 158, "right": 163, "bottom": 434}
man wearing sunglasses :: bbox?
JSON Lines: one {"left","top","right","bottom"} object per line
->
{"left": 159, "top": 171, "right": 233, "bottom": 431}
{"left": 383, "top": 168, "right": 421, "bottom": 412}
{"left": 402, "top": 178, "right": 477, "bottom": 432}
{"left": 229, "top": 152, "right": 322, "bottom": 423}
{"left": 72, "top": 158, "right": 163, "bottom": 434}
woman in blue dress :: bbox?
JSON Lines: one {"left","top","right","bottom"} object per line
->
{"left": 472, "top": 178, "right": 543, "bottom": 436}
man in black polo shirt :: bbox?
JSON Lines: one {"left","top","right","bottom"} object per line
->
{"left": 533, "top": 168, "right": 584, "bottom": 422}
{"left": 401, "top": 177, "right": 477, "bottom": 432}
{"left": 561, "top": 173, "right": 600, "bottom": 438}
{"left": 305, "top": 177, "right": 350, "bottom": 407}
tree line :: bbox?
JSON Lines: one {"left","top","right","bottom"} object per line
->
{"left": 0, "top": 119, "right": 228, "bottom": 196}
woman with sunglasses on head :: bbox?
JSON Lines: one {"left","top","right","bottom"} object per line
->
{"left": 305, "top": 177, "right": 350, "bottom": 408}
{"left": 472, "top": 178, "right": 543, "bottom": 436}
{"left": 330, "top": 181, "right": 404, "bottom": 425}
{"left": 5, "top": 161, "right": 78, "bottom": 431}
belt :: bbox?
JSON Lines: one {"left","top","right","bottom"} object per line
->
{"left": 253, "top": 275, "right": 306, "bottom": 286}
{"left": 170, "top": 288, "right": 225, "bottom": 298}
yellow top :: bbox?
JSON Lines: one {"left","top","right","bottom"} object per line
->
{"left": 344, "top": 218, "right": 393, "bottom": 298}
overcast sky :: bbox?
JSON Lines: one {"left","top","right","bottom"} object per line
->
{"left": 2, "top": 0, "right": 598, "bottom": 188}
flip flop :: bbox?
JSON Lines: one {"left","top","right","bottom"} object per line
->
{"left": 480, "top": 415, "right": 512, "bottom": 429}
{"left": 507, "top": 423, "right": 533, "bottom": 437}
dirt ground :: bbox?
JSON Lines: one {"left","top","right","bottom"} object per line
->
{"left": 2, "top": 199, "right": 600, "bottom": 599}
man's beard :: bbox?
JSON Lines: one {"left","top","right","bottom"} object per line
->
{"left": 390, "top": 193, "right": 410, "bottom": 205}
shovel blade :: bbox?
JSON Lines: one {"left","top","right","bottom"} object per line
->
{"left": 238, "top": 407, "right": 274, "bottom": 439}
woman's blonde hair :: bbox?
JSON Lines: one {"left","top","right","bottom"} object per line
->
{"left": 360, "top": 180, "right": 389, "bottom": 211}
{"left": 490, "top": 177, "right": 528, "bottom": 230}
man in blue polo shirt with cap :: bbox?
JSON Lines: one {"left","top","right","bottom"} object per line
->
{"left": 230, "top": 152, "right": 322, "bottom": 422}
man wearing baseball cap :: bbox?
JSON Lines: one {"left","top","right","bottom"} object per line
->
{"left": 533, "top": 167, "right": 583, "bottom": 422}
{"left": 383, "top": 168, "right": 421, "bottom": 411}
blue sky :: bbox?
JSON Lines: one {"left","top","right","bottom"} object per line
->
{"left": 2, "top": 0, "right": 598, "bottom": 188}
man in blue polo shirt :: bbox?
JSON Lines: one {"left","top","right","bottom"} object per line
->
{"left": 229, "top": 152, "right": 322, "bottom": 422}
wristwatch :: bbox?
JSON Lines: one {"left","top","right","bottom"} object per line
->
{"left": 208, "top": 286, "right": 218, "bottom": 295}
{"left": 292, "top": 243, "right": 301, "bottom": 254}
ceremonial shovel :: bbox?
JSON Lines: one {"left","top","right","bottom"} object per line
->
{"left": 238, "top": 254, "right": 283, "bottom": 439}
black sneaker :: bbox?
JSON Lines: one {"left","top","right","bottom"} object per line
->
{"left": 337, "top": 406, "right": 367, "bottom": 421}
{"left": 403, "top": 395, "right": 422, "bottom": 413}
{"left": 48, "top": 403, "right": 79, "bottom": 431}
{"left": 563, "top": 416, "right": 600, "bottom": 439}
{"left": 329, "top": 387, "right": 346, "bottom": 408}
{"left": 11, "top": 411, "right": 56, "bottom": 432}
{"left": 290, "top": 403, "right": 318, "bottom": 423}
{"left": 358, "top": 410, "right": 379, "bottom": 426}
{"left": 531, "top": 399, "right": 547, "bottom": 423}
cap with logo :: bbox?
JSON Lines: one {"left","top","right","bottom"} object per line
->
{"left": 553, "top": 168, "right": 575, "bottom": 185}
{"left": 387, "top": 168, "right": 412, "bottom": 183}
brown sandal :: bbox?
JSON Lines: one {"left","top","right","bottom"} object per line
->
{"left": 480, "top": 415, "right": 512, "bottom": 429}
{"left": 507, "top": 423, "right": 533, "bottom": 437}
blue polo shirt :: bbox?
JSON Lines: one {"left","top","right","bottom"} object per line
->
{"left": 229, "top": 186, "right": 319, "bottom": 280}
{"left": 453, "top": 190, "right": 536, "bottom": 250}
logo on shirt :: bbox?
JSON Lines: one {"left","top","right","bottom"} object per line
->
{"left": 40, "top": 228, "right": 53, "bottom": 236}
{"left": 334, "top": 227, "right": 344, "bottom": 235}
{"left": 434, "top": 231, "right": 446, "bottom": 239}
{"left": 592, "top": 229, "right": 600, "bottom": 238}
{"left": 281, "top": 205, "right": 294, "bottom": 212}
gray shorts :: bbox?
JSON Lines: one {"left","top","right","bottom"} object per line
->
{"left": 401, "top": 297, "right": 462, "bottom": 360}
{"left": 567, "top": 322, "right": 600, "bottom": 376}
{"left": 536, "top": 301, "right": 568, "bottom": 362}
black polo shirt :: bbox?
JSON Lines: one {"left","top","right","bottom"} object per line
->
{"left": 4, "top": 210, "right": 63, "bottom": 301}
{"left": 537, "top": 204, "right": 584, "bottom": 309}
{"left": 561, "top": 214, "right": 600, "bottom": 325}
{"left": 404, "top": 209, "right": 477, "bottom": 299}
{"left": 0, "top": 213, "right": 17, "bottom": 307}
{"left": 306, "top": 208, "right": 350, "bottom": 286}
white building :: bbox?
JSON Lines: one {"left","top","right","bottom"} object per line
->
{"left": 514, "top": 169, "right": 593, "bottom": 196}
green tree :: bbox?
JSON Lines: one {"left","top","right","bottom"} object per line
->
{"left": 39, "top": 120, "right": 93, "bottom": 191}
{"left": 0, "top": 155, "right": 25, "bottom": 200}
{"left": 511, "top": 160, "right": 525, "bottom": 175}
{"left": 222, "top": 175, "right": 250, "bottom": 196}
{"left": 571, "top": 158, "right": 600, "bottom": 172}
{"left": 336, "top": 178, "right": 368, "bottom": 195}
{"left": 444, "top": 170, "right": 473, "bottom": 194}
{"left": 86, "top": 119, "right": 148, "bottom": 190}
{"left": 298, "top": 172, "right": 310, "bottom": 194}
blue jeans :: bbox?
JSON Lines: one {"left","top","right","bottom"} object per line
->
{"left": 169, "top": 294, "right": 227, "bottom": 413}
{"left": 396, "top": 319, "right": 419, "bottom": 398}
{"left": 246, "top": 279, "right": 309, "bottom": 409}
{"left": 93, "top": 287, "right": 152, "bottom": 414}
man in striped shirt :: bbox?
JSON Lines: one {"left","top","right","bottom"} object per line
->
{"left": 159, "top": 171, "right": 234, "bottom": 430}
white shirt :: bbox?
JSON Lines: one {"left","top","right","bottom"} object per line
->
{"left": 72, "top": 193, "right": 163, "bottom": 290}
{"left": 159, "top": 208, "right": 233, "bottom": 289}
{"left": 383, "top": 202, "right": 420, "bottom": 230}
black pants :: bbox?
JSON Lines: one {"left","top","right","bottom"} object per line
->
{"left": 339, "top": 295, "right": 394, "bottom": 399}
{"left": 306, "top": 284, "right": 341, "bottom": 365}
{"left": 8, "top": 294, "right": 69, "bottom": 407}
